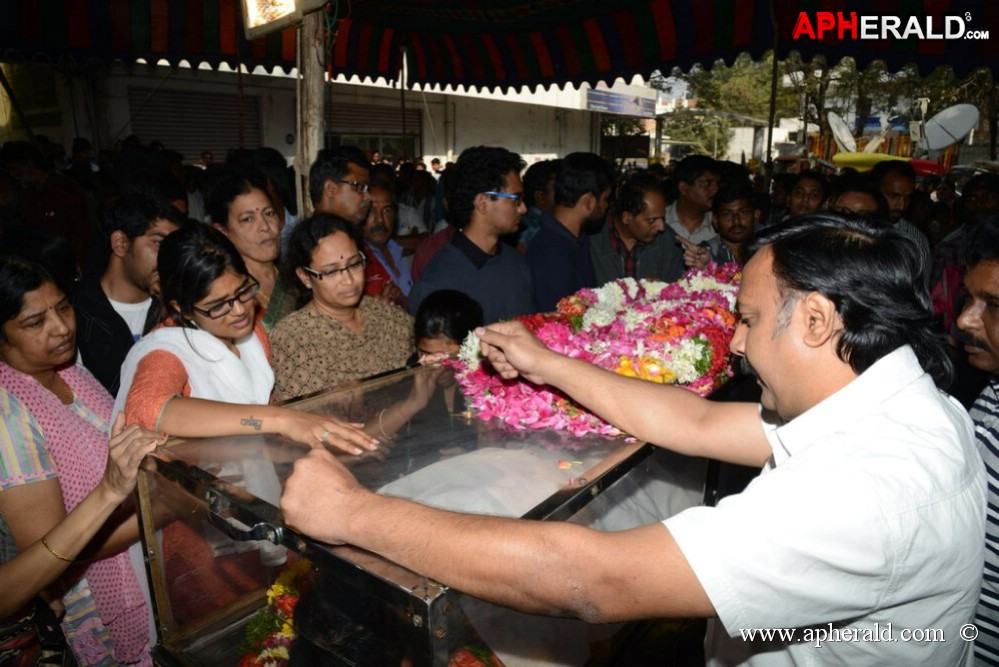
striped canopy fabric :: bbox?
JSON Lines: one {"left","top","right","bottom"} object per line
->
{"left": 1, "top": 0, "right": 996, "bottom": 90}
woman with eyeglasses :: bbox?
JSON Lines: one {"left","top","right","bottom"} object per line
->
{"left": 114, "top": 224, "right": 377, "bottom": 456}
{"left": 269, "top": 214, "right": 415, "bottom": 403}
{"left": 207, "top": 170, "right": 296, "bottom": 333}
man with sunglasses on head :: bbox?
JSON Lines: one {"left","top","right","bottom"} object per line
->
{"left": 408, "top": 146, "right": 535, "bottom": 325}
{"left": 309, "top": 146, "right": 373, "bottom": 226}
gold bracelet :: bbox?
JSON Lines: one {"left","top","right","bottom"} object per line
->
{"left": 377, "top": 408, "right": 390, "bottom": 440}
{"left": 41, "top": 536, "right": 73, "bottom": 563}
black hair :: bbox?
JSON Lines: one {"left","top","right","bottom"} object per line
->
{"left": 790, "top": 170, "right": 830, "bottom": 201}
{"left": 121, "top": 168, "right": 187, "bottom": 209}
{"left": 229, "top": 147, "right": 295, "bottom": 215}
{"left": 0, "top": 255, "right": 55, "bottom": 343}
{"left": 0, "top": 226, "right": 77, "bottom": 294}
{"left": 522, "top": 159, "right": 562, "bottom": 208}
{"left": 369, "top": 163, "right": 396, "bottom": 191}
{"left": 826, "top": 177, "right": 889, "bottom": 219}
{"left": 772, "top": 173, "right": 796, "bottom": 190}
{"left": 673, "top": 155, "right": 718, "bottom": 185}
{"left": 554, "top": 152, "right": 615, "bottom": 208}
{"left": 715, "top": 161, "right": 750, "bottom": 185}
{"left": 72, "top": 137, "right": 93, "bottom": 155}
{"left": 205, "top": 170, "right": 272, "bottom": 227}
{"left": 445, "top": 146, "right": 526, "bottom": 230}
{"left": 308, "top": 147, "right": 370, "bottom": 206}
{"left": 103, "top": 193, "right": 188, "bottom": 241}
{"left": 1, "top": 141, "right": 50, "bottom": 170}
{"left": 870, "top": 160, "right": 916, "bottom": 188}
{"left": 964, "top": 214, "right": 999, "bottom": 268}
{"left": 414, "top": 289, "right": 484, "bottom": 343}
{"left": 749, "top": 213, "right": 952, "bottom": 388}
{"left": 156, "top": 225, "right": 249, "bottom": 326}
{"left": 612, "top": 172, "right": 665, "bottom": 218}
{"left": 284, "top": 213, "right": 363, "bottom": 307}
{"left": 712, "top": 179, "right": 756, "bottom": 212}
{"left": 963, "top": 173, "right": 999, "bottom": 197}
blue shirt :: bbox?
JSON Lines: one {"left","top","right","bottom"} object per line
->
{"left": 525, "top": 212, "right": 596, "bottom": 312}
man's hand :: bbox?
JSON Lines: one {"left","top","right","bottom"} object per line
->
{"left": 281, "top": 448, "right": 365, "bottom": 544}
{"left": 475, "top": 321, "right": 555, "bottom": 385}
{"left": 676, "top": 235, "right": 710, "bottom": 269}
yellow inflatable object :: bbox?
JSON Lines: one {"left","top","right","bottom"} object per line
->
{"left": 832, "top": 152, "right": 908, "bottom": 172}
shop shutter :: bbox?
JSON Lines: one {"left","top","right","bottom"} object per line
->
{"left": 327, "top": 101, "right": 421, "bottom": 136}
{"left": 126, "top": 86, "right": 262, "bottom": 163}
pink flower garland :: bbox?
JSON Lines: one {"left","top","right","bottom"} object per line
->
{"left": 452, "top": 264, "right": 742, "bottom": 439}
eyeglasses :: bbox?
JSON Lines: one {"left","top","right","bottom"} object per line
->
{"left": 302, "top": 253, "right": 367, "bottom": 281}
{"left": 192, "top": 279, "right": 260, "bottom": 319}
{"left": 335, "top": 179, "right": 371, "bottom": 195}
{"left": 716, "top": 207, "right": 755, "bottom": 222}
{"left": 483, "top": 191, "right": 525, "bottom": 206}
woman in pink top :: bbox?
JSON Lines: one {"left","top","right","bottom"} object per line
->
{"left": 0, "top": 255, "right": 161, "bottom": 665}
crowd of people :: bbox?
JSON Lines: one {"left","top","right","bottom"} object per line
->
{"left": 2, "top": 130, "right": 999, "bottom": 665}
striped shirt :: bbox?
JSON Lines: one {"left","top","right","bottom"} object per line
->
{"left": 973, "top": 382, "right": 999, "bottom": 666}
{"left": 894, "top": 218, "right": 932, "bottom": 287}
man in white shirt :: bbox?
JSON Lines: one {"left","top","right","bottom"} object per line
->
{"left": 71, "top": 194, "right": 186, "bottom": 394}
{"left": 666, "top": 155, "right": 720, "bottom": 244}
{"left": 282, "top": 213, "right": 984, "bottom": 666}
{"left": 668, "top": 155, "right": 721, "bottom": 269}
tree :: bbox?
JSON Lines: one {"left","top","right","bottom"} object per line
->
{"left": 660, "top": 112, "right": 729, "bottom": 158}
{"left": 655, "top": 53, "right": 798, "bottom": 123}
{"left": 652, "top": 52, "right": 799, "bottom": 159}
{"left": 600, "top": 116, "right": 647, "bottom": 137}
{"left": 656, "top": 53, "right": 996, "bottom": 160}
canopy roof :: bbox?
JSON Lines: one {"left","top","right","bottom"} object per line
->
{"left": 2, "top": 0, "right": 996, "bottom": 89}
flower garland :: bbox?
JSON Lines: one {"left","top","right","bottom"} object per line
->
{"left": 452, "top": 264, "right": 741, "bottom": 439}
{"left": 239, "top": 558, "right": 313, "bottom": 667}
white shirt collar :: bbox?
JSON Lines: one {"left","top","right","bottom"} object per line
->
{"left": 769, "top": 346, "right": 925, "bottom": 462}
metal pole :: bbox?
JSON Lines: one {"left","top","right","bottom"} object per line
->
{"left": 400, "top": 47, "right": 407, "bottom": 161}
{"left": 298, "top": 11, "right": 326, "bottom": 218}
{"left": 235, "top": 8, "right": 245, "bottom": 148}
{"left": 765, "top": 0, "right": 780, "bottom": 172}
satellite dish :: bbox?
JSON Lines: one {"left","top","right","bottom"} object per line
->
{"left": 828, "top": 112, "right": 856, "bottom": 152}
{"left": 920, "top": 104, "right": 980, "bottom": 151}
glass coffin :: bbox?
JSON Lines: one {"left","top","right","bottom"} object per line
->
{"left": 135, "top": 365, "right": 708, "bottom": 665}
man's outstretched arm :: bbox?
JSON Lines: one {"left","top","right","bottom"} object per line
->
{"left": 476, "top": 321, "right": 770, "bottom": 467}
{"left": 281, "top": 449, "right": 715, "bottom": 623}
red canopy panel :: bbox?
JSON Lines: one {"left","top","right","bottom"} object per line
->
{"left": 1, "top": 0, "right": 995, "bottom": 90}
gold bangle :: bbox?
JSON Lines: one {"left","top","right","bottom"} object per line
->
{"left": 377, "top": 408, "right": 390, "bottom": 440}
{"left": 41, "top": 536, "right": 73, "bottom": 563}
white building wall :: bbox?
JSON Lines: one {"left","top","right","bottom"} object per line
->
{"left": 725, "top": 127, "right": 755, "bottom": 163}
{"left": 92, "top": 64, "right": 625, "bottom": 166}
